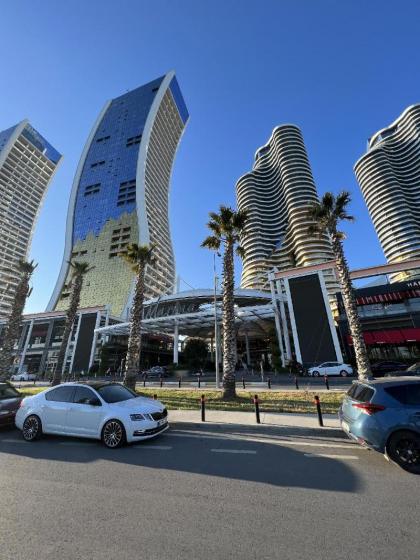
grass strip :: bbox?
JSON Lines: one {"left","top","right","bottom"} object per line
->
{"left": 19, "top": 386, "right": 344, "bottom": 414}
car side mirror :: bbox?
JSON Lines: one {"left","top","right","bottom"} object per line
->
{"left": 88, "top": 397, "right": 101, "bottom": 406}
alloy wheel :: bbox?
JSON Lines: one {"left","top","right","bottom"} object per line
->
{"left": 103, "top": 420, "right": 124, "bottom": 448}
{"left": 23, "top": 416, "right": 41, "bottom": 441}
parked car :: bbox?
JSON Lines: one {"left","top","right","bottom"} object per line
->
{"left": 0, "top": 382, "right": 22, "bottom": 427}
{"left": 143, "top": 366, "right": 169, "bottom": 378}
{"left": 10, "top": 372, "right": 37, "bottom": 382}
{"left": 307, "top": 362, "right": 353, "bottom": 377}
{"left": 384, "top": 362, "right": 420, "bottom": 377}
{"left": 15, "top": 382, "right": 169, "bottom": 448}
{"left": 339, "top": 377, "right": 420, "bottom": 473}
{"left": 370, "top": 361, "right": 407, "bottom": 377}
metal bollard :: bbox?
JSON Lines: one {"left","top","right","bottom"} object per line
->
{"left": 324, "top": 375, "right": 330, "bottom": 390}
{"left": 242, "top": 376, "right": 246, "bottom": 389}
{"left": 314, "top": 395, "right": 324, "bottom": 427}
{"left": 143, "top": 375, "right": 147, "bottom": 388}
{"left": 201, "top": 394, "right": 206, "bottom": 422}
{"left": 254, "top": 394, "right": 261, "bottom": 424}
{"left": 295, "top": 376, "right": 299, "bottom": 390}
{"left": 267, "top": 377, "right": 271, "bottom": 389}
{"left": 198, "top": 376, "right": 201, "bottom": 388}
{"left": 178, "top": 377, "right": 182, "bottom": 388}
{"left": 153, "top": 394, "right": 157, "bottom": 400}
{"left": 159, "top": 375, "right": 163, "bottom": 388}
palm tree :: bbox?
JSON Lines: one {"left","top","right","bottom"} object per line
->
{"left": 52, "top": 261, "right": 93, "bottom": 386}
{"left": 202, "top": 205, "right": 248, "bottom": 399}
{"left": 307, "top": 191, "right": 371, "bottom": 379}
{"left": 120, "top": 243, "right": 154, "bottom": 390}
{"left": 0, "top": 260, "right": 37, "bottom": 376}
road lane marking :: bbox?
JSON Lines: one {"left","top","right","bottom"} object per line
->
{"left": 166, "top": 432, "right": 364, "bottom": 450}
{"left": 211, "top": 449, "right": 257, "bottom": 454}
{"left": 131, "top": 445, "right": 173, "bottom": 450}
{"left": 304, "top": 453, "right": 359, "bottom": 460}
{"left": 1, "top": 438, "right": 28, "bottom": 443}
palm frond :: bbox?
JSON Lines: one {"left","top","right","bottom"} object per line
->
{"left": 236, "top": 245, "right": 246, "bottom": 259}
{"left": 201, "top": 236, "right": 221, "bottom": 251}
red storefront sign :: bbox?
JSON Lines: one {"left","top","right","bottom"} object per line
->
{"left": 347, "top": 328, "right": 420, "bottom": 346}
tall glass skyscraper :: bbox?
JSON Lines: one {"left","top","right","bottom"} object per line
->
{"left": 0, "top": 120, "right": 62, "bottom": 319}
{"left": 48, "top": 72, "right": 189, "bottom": 317}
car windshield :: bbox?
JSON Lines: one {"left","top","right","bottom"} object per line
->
{"left": 0, "top": 384, "right": 20, "bottom": 400}
{"left": 96, "top": 384, "right": 137, "bottom": 403}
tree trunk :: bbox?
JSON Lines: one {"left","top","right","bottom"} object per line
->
{"left": 332, "top": 234, "right": 371, "bottom": 379}
{"left": 52, "top": 275, "right": 83, "bottom": 386}
{"left": 124, "top": 263, "right": 145, "bottom": 391}
{"left": 222, "top": 239, "right": 237, "bottom": 399}
{"left": 0, "top": 274, "right": 31, "bottom": 376}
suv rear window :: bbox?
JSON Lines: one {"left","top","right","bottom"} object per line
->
{"left": 347, "top": 384, "right": 374, "bottom": 402}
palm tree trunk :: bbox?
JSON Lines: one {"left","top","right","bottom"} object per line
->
{"left": 124, "top": 263, "right": 145, "bottom": 391}
{"left": 331, "top": 234, "right": 371, "bottom": 379}
{"left": 0, "top": 276, "right": 30, "bottom": 375}
{"left": 222, "top": 240, "right": 237, "bottom": 399}
{"left": 52, "top": 275, "right": 83, "bottom": 386}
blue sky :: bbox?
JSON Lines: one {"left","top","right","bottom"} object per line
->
{"left": 1, "top": 0, "right": 419, "bottom": 313}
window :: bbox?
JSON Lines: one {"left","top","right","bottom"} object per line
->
{"left": 117, "top": 180, "right": 136, "bottom": 206}
{"left": 97, "top": 384, "right": 136, "bottom": 403}
{"left": 126, "top": 135, "right": 142, "bottom": 147}
{"left": 96, "top": 135, "right": 110, "bottom": 143}
{"left": 45, "top": 386, "right": 75, "bottom": 403}
{"left": 347, "top": 384, "right": 374, "bottom": 402}
{"left": 386, "top": 384, "right": 420, "bottom": 405}
{"left": 0, "top": 384, "right": 20, "bottom": 399}
{"left": 152, "top": 87, "right": 159, "bottom": 92}
{"left": 90, "top": 160, "right": 105, "bottom": 168}
{"left": 84, "top": 183, "right": 101, "bottom": 196}
{"left": 73, "top": 386, "right": 98, "bottom": 405}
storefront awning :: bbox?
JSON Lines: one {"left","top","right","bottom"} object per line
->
{"left": 347, "top": 328, "right": 420, "bottom": 346}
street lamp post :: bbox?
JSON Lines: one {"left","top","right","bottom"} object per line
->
{"left": 213, "top": 253, "right": 220, "bottom": 389}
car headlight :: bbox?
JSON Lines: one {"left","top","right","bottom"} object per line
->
{"left": 130, "top": 414, "right": 146, "bottom": 421}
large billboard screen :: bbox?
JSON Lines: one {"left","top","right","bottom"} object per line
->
{"left": 288, "top": 274, "right": 337, "bottom": 364}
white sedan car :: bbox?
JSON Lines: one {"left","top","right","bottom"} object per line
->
{"left": 10, "top": 372, "right": 37, "bottom": 382}
{"left": 15, "top": 382, "right": 169, "bottom": 448}
{"left": 307, "top": 362, "right": 353, "bottom": 377}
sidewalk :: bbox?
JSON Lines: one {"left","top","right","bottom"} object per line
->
{"left": 168, "top": 409, "right": 340, "bottom": 429}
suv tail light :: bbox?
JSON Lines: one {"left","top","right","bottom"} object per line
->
{"left": 352, "top": 402, "right": 386, "bottom": 415}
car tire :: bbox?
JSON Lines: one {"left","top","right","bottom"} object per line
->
{"left": 101, "top": 419, "right": 126, "bottom": 449}
{"left": 340, "top": 370, "right": 348, "bottom": 377}
{"left": 22, "top": 415, "right": 42, "bottom": 442}
{"left": 387, "top": 430, "right": 420, "bottom": 474}
{"left": 312, "top": 371, "right": 320, "bottom": 377}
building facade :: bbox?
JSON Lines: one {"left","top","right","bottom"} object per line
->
{"left": 354, "top": 104, "right": 420, "bottom": 282}
{"left": 337, "top": 279, "right": 420, "bottom": 362}
{"left": 48, "top": 72, "right": 189, "bottom": 317}
{"left": 0, "top": 120, "right": 62, "bottom": 319}
{"left": 236, "top": 124, "right": 337, "bottom": 295}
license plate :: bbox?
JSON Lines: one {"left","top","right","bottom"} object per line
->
{"left": 341, "top": 420, "right": 350, "bottom": 433}
{"left": 157, "top": 419, "right": 167, "bottom": 427}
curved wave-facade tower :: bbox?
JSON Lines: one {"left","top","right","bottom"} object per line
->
{"left": 355, "top": 104, "right": 420, "bottom": 282}
{"left": 236, "top": 125, "right": 337, "bottom": 293}
{"left": 48, "top": 72, "right": 189, "bottom": 316}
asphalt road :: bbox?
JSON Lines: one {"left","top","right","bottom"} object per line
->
{"left": 1, "top": 420, "right": 419, "bottom": 560}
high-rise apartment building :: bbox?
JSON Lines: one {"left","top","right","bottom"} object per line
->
{"left": 355, "top": 104, "right": 420, "bottom": 282}
{"left": 236, "top": 124, "right": 337, "bottom": 292}
{"left": 48, "top": 72, "right": 189, "bottom": 317}
{"left": 0, "top": 121, "right": 62, "bottom": 319}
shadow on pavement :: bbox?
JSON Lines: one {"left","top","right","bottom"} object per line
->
{"left": 0, "top": 422, "right": 362, "bottom": 493}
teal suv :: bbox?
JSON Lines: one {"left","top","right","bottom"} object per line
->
{"left": 339, "top": 377, "right": 420, "bottom": 474}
